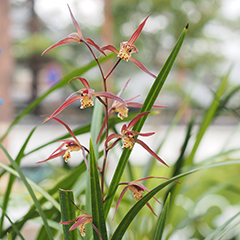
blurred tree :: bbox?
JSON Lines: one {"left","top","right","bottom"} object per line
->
{"left": 111, "top": 0, "right": 224, "bottom": 82}
{"left": 0, "top": 0, "right": 14, "bottom": 164}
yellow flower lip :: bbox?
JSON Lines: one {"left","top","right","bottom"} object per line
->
{"left": 117, "top": 42, "right": 138, "bottom": 61}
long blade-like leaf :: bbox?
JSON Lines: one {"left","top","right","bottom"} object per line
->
{"left": 187, "top": 70, "right": 230, "bottom": 164}
{"left": 89, "top": 139, "right": 107, "bottom": 240}
{"left": 0, "top": 126, "right": 37, "bottom": 232}
{"left": 0, "top": 163, "right": 60, "bottom": 211}
{"left": 205, "top": 211, "right": 240, "bottom": 240}
{"left": 0, "top": 206, "right": 25, "bottom": 240}
{"left": 153, "top": 193, "right": 171, "bottom": 240}
{"left": 0, "top": 143, "right": 54, "bottom": 240}
{"left": 59, "top": 189, "right": 78, "bottom": 240}
{"left": 104, "top": 24, "right": 188, "bottom": 218}
{"left": 1, "top": 161, "right": 86, "bottom": 239}
{"left": 111, "top": 160, "right": 240, "bottom": 239}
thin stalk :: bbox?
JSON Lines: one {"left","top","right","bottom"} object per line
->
{"left": 104, "top": 58, "right": 121, "bottom": 80}
{"left": 82, "top": 38, "right": 105, "bottom": 80}
{"left": 100, "top": 58, "right": 121, "bottom": 197}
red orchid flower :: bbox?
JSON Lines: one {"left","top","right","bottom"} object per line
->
{"left": 59, "top": 192, "right": 102, "bottom": 239}
{"left": 36, "top": 116, "right": 89, "bottom": 171}
{"left": 43, "top": 77, "right": 126, "bottom": 124}
{"left": 113, "top": 176, "right": 172, "bottom": 219}
{"left": 102, "top": 14, "right": 156, "bottom": 78}
{"left": 42, "top": 4, "right": 105, "bottom": 56}
{"left": 105, "top": 111, "right": 168, "bottom": 167}
{"left": 97, "top": 79, "right": 166, "bottom": 143}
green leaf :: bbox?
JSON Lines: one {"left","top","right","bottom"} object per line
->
{"left": 162, "top": 117, "right": 194, "bottom": 204}
{"left": 59, "top": 189, "right": 78, "bottom": 240}
{"left": 111, "top": 160, "right": 240, "bottom": 239}
{"left": 0, "top": 143, "right": 54, "bottom": 240}
{"left": 153, "top": 193, "right": 171, "bottom": 240}
{"left": 91, "top": 99, "right": 103, "bottom": 155}
{"left": 104, "top": 24, "right": 188, "bottom": 218}
{"left": 187, "top": 69, "right": 230, "bottom": 164}
{"left": 7, "top": 233, "right": 13, "bottom": 240}
{"left": 0, "top": 163, "right": 60, "bottom": 211}
{"left": 205, "top": 211, "right": 240, "bottom": 240}
{"left": 89, "top": 139, "right": 108, "bottom": 240}
{"left": 0, "top": 206, "right": 24, "bottom": 240}
{"left": 0, "top": 126, "right": 37, "bottom": 232}
{"left": 1, "top": 161, "right": 87, "bottom": 239}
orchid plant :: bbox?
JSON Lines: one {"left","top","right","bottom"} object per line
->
{"left": 0, "top": 4, "right": 191, "bottom": 240}
{"left": 2, "top": 3, "right": 240, "bottom": 240}
{"left": 34, "top": 5, "right": 187, "bottom": 239}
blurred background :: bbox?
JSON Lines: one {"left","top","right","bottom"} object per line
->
{"left": 0, "top": 0, "right": 240, "bottom": 239}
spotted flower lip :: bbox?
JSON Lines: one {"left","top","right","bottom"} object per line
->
{"left": 41, "top": 4, "right": 106, "bottom": 56}
{"left": 43, "top": 77, "right": 126, "bottom": 124}
{"left": 97, "top": 79, "right": 166, "bottom": 143}
{"left": 101, "top": 13, "right": 156, "bottom": 78}
{"left": 59, "top": 192, "right": 102, "bottom": 240}
{"left": 36, "top": 116, "right": 89, "bottom": 171}
{"left": 105, "top": 111, "right": 168, "bottom": 167}
{"left": 112, "top": 176, "right": 175, "bottom": 219}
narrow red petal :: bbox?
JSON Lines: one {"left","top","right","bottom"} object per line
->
{"left": 101, "top": 45, "right": 119, "bottom": 55}
{"left": 36, "top": 150, "right": 66, "bottom": 164}
{"left": 41, "top": 37, "right": 79, "bottom": 56}
{"left": 85, "top": 38, "right": 106, "bottom": 56}
{"left": 132, "top": 176, "right": 170, "bottom": 183}
{"left": 152, "top": 104, "right": 167, "bottom": 108}
{"left": 128, "top": 13, "right": 151, "bottom": 45}
{"left": 91, "top": 223, "right": 103, "bottom": 240}
{"left": 129, "top": 57, "right": 156, "bottom": 78}
{"left": 112, "top": 186, "right": 128, "bottom": 220}
{"left": 81, "top": 148, "right": 89, "bottom": 172}
{"left": 135, "top": 139, "right": 169, "bottom": 167}
{"left": 95, "top": 92, "right": 126, "bottom": 106}
{"left": 105, "top": 133, "right": 122, "bottom": 146}
{"left": 42, "top": 95, "right": 82, "bottom": 124}
{"left": 44, "top": 116, "right": 81, "bottom": 144}
{"left": 146, "top": 202, "right": 157, "bottom": 217}
{"left": 67, "top": 4, "right": 83, "bottom": 39}
{"left": 127, "top": 111, "right": 150, "bottom": 130}
{"left": 69, "top": 77, "right": 90, "bottom": 89}
{"left": 130, "top": 130, "right": 155, "bottom": 137}
{"left": 69, "top": 216, "right": 90, "bottom": 231}
{"left": 117, "top": 79, "right": 131, "bottom": 97}
{"left": 60, "top": 218, "right": 77, "bottom": 225}
{"left": 96, "top": 115, "right": 107, "bottom": 144}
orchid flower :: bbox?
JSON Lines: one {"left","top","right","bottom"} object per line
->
{"left": 43, "top": 77, "right": 126, "bottom": 124}
{"left": 41, "top": 5, "right": 105, "bottom": 56}
{"left": 36, "top": 116, "right": 89, "bottom": 171}
{"left": 102, "top": 14, "right": 156, "bottom": 78}
{"left": 113, "top": 176, "right": 172, "bottom": 219}
{"left": 97, "top": 79, "right": 166, "bottom": 143}
{"left": 59, "top": 193, "right": 102, "bottom": 239}
{"left": 105, "top": 111, "right": 168, "bottom": 167}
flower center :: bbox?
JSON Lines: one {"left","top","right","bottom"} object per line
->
{"left": 115, "top": 106, "right": 129, "bottom": 119}
{"left": 79, "top": 219, "right": 91, "bottom": 237}
{"left": 117, "top": 43, "right": 137, "bottom": 61}
{"left": 128, "top": 185, "right": 144, "bottom": 201}
{"left": 63, "top": 143, "right": 81, "bottom": 162}
{"left": 80, "top": 93, "right": 94, "bottom": 109}
{"left": 122, "top": 131, "right": 135, "bottom": 149}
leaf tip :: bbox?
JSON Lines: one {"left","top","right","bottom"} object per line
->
{"left": 185, "top": 22, "right": 189, "bottom": 30}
